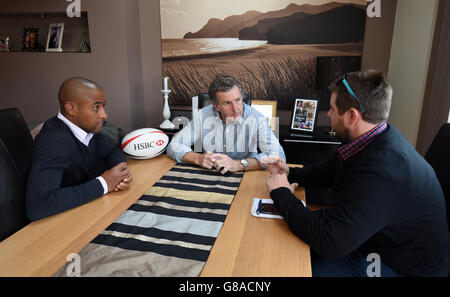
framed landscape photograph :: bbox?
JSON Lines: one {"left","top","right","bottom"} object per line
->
{"left": 159, "top": 0, "right": 367, "bottom": 110}
{"left": 46, "top": 23, "right": 64, "bottom": 52}
{"left": 290, "top": 98, "right": 319, "bottom": 134}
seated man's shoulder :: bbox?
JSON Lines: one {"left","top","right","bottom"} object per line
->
{"left": 372, "top": 127, "right": 417, "bottom": 163}
{"left": 245, "top": 104, "right": 262, "bottom": 115}
{"left": 34, "top": 117, "right": 74, "bottom": 147}
{"left": 199, "top": 104, "right": 215, "bottom": 115}
{"left": 244, "top": 105, "right": 269, "bottom": 122}
{"left": 190, "top": 104, "right": 219, "bottom": 125}
{"left": 359, "top": 130, "right": 426, "bottom": 181}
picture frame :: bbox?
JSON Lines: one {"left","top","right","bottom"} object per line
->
{"left": 0, "top": 37, "right": 10, "bottom": 52}
{"left": 251, "top": 100, "right": 277, "bottom": 132}
{"left": 79, "top": 32, "right": 91, "bottom": 53}
{"left": 23, "top": 28, "right": 44, "bottom": 52}
{"left": 290, "top": 98, "right": 319, "bottom": 134}
{"left": 45, "top": 23, "right": 64, "bottom": 52}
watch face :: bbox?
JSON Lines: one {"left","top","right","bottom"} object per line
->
{"left": 241, "top": 159, "right": 248, "bottom": 168}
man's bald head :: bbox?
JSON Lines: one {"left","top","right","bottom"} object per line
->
{"left": 58, "top": 77, "right": 108, "bottom": 133}
{"left": 58, "top": 77, "right": 103, "bottom": 113}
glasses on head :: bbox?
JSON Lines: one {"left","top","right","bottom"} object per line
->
{"left": 337, "top": 73, "right": 365, "bottom": 113}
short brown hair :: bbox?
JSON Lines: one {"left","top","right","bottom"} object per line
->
{"left": 208, "top": 75, "right": 244, "bottom": 103}
{"left": 328, "top": 70, "right": 393, "bottom": 124}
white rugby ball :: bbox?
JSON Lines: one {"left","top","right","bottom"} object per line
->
{"left": 121, "top": 128, "right": 169, "bottom": 159}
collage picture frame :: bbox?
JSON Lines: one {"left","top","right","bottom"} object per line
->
{"left": 290, "top": 98, "right": 319, "bottom": 134}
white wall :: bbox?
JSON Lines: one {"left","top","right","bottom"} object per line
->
{"left": 387, "top": 0, "right": 439, "bottom": 146}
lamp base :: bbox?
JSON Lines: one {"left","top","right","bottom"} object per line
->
{"left": 159, "top": 120, "right": 176, "bottom": 130}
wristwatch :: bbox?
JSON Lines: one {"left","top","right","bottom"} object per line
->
{"left": 240, "top": 159, "right": 249, "bottom": 171}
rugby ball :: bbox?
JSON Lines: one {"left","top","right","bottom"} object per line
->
{"left": 121, "top": 128, "right": 169, "bottom": 159}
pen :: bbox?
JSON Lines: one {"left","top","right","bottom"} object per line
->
{"left": 257, "top": 199, "right": 262, "bottom": 214}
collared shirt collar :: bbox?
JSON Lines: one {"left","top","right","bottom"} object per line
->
{"left": 57, "top": 111, "right": 94, "bottom": 147}
{"left": 337, "top": 121, "right": 388, "bottom": 163}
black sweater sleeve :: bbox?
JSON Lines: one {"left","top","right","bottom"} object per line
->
{"left": 93, "top": 133, "right": 126, "bottom": 168}
{"left": 25, "top": 136, "right": 105, "bottom": 221}
{"left": 287, "top": 156, "right": 338, "bottom": 205}
{"left": 270, "top": 172, "right": 395, "bottom": 260}
{"left": 288, "top": 155, "right": 337, "bottom": 188}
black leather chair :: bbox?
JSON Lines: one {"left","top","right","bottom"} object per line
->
{"left": 0, "top": 138, "right": 29, "bottom": 241}
{"left": 197, "top": 93, "right": 252, "bottom": 109}
{"left": 424, "top": 123, "right": 450, "bottom": 232}
{"left": 424, "top": 123, "right": 450, "bottom": 276}
{"left": 0, "top": 108, "right": 34, "bottom": 186}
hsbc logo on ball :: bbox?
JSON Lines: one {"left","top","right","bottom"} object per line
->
{"left": 133, "top": 140, "right": 165, "bottom": 151}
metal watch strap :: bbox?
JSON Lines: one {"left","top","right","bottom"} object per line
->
{"left": 240, "top": 159, "right": 249, "bottom": 170}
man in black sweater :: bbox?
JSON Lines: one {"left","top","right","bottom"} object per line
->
{"left": 263, "top": 70, "right": 449, "bottom": 277}
{"left": 26, "top": 77, "right": 132, "bottom": 221}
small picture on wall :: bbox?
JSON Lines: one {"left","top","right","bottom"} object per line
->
{"left": 0, "top": 37, "right": 9, "bottom": 51}
{"left": 46, "top": 23, "right": 64, "bottom": 52}
{"left": 290, "top": 98, "right": 319, "bottom": 134}
{"left": 23, "top": 28, "right": 44, "bottom": 52}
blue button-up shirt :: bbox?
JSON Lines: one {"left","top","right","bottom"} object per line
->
{"left": 167, "top": 103, "right": 286, "bottom": 166}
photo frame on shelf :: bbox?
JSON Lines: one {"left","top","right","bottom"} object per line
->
{"left": 23, "top": 28, "right": 44, "bottom": 52}
{"left": 251, "top": 100, "right": 277, "bottom": 132}
{"left": 0, "top": 37, "right": 9, "bottom": 52}
{"left": 78, "top": 32, "right": 91, "bottom": 52}
{"left": 290, "top": 98, "right": 319, "bottom": 134}
{"left": 45, "top": 23, "right": 64, "bottom": 52}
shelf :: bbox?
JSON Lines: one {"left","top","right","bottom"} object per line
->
{"left": 0, "top": 11, "right": 91, "bottom": 53}
{"left": 0, "top": 50, "right": 90, "bottom": 54}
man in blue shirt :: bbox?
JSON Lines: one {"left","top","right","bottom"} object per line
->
{"left": 167, "top": 75, "right": 285, "bottom": 174}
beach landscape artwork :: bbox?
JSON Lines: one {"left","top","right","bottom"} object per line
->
{"left": 160, "top": 0, "right": 367, "bottom": 110}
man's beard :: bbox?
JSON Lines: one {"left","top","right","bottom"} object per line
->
{"left": 334, "top": 126, "right": 352, "bottom": 143}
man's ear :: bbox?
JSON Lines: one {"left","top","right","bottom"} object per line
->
{"left": 212, "top": 102, "right": 220, "bottom": 113}
{"left": 64, "top": 101, "right": 77, "bottom": 117}
{"left": 346, "top": 108, "right": 361, "bottom": 126}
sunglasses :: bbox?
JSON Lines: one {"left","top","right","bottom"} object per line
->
{"left": 337, "top": 73, "right": 365, "bottom": 113}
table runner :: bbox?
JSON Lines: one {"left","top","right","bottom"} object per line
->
{"left": 55, "top": 163, "right": 243, "bottom": 277}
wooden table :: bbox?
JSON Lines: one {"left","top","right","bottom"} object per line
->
{"left": 0, "top": 155, "right": 311, "bottom": 277}
{"left": 200, "top": 168, "right": 311, "bottom": 277}
{"left": 0, "top": 155, "right": 176, "bottom": 276}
